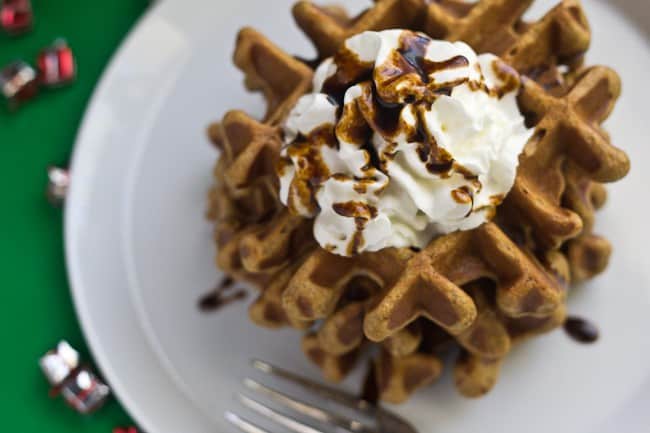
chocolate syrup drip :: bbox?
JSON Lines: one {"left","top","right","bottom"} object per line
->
{"left": 332, "top": 201, "right": 378, "bottom": 220}
{"left": 360, "top": 361, "right": 379, "bottom": 406}
{"left": 198, "top": 277, "right": 247, "bottom": 313}
{"left": 563, "top": 316, "right": 599, "bottom": 344}
{"left": 322, "top": 48, "right": 373, "bottom": 105}
{"left": 398, "top": 32, "right": 469, "bottom": 85}
{"left": 334, "top": 202, "right": 377, "bottom": 245}
{"left": 293, "top": 55, "right": 321, "bottom": 70}
{"left": 397, "top": 33, "right": 431, "bottom": 83}
{"left": 326, "top": 94, "right": 340, "bottom": 108}
{"left": 411, "top": 109, "right": 454, "bottom": 175}
{"left": 361, "top": 139, "right": 383, "bottom": 170}
{"left": 348, "top": 232, "right": 364, "bottom": 255}
{"left": 452, "top": 185, "right": 474, "bottom": 208}
{"left": 322, "top": 80, "right": 347, "bottom": 107}
{"left": 371, "top": 88, "right": 403, "bottom": 136}
{"left": 522, "top": 110, "right": 540, "bottom": 129}
{"left": 332, "top": 201, "right": 378, "bottom": 255}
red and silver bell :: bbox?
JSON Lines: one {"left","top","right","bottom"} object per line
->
{"left": 0, "top": 0, "right": 33, "bottom": 35}
{"left": 40, "top": 340, "right": 111, "bottom": 414}
{"left": 46, "top": 165, "right": 70, "bottom": 206}
{"left": 37, "top": 39, "right": 76, "bottom": 87}
{"left": 39, "top": 341, "right": 80, "bottom": 387}
{"left": 60, "top": 367, "right": 111, "bottom": 413}
{"left": 1, "top": 60, "right": 38, "bottom": 109}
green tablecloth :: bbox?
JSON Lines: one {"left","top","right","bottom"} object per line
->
{"left": 1, "top": 1, "right": 149, "bottom": 430}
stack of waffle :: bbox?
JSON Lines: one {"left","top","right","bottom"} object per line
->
{"left": 206, "top": 0, "right": 629, "bottom": 403}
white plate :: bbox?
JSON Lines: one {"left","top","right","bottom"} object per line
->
{"left": 65, "top": 1, "right": 650, "bottom": 432}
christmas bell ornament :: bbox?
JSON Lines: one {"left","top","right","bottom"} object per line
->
{"left": 40, "top": 341, "right": 111, "bottom": 414}
{"left": 46, "top": 166, "right": 70, "bottom": 206}
{"left": 40, "top": 341, "right": 79, "bottom": 386}
{"left": 37, "top": 39, "right": 76, "bottom": 87}
{"left": 0, "top": 60, "right": 38, "bottom": 109}
{"left": 0, "top": 0, "right": 32, "bottom": 35}
{"left": 59, "top": 368, "right": 111, "bottom": 414}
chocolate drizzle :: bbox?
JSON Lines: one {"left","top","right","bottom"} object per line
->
{"left": 451, "top": 185, "right": 474, "bottom": 206}
{"left": 563, "top": 316, "right": 599, "bottom": 344}
{"left": 322, "top": 47, "right": 373, "bottom": 105}
{"left": 293, "top": 55, "right": 321, "bottom": 70}
{"left": 319, "top": 30, "right": 484, "bottom": 182}
{"left": 360, "top": 139, "right": 383, "bottom": 170}
{"left": 285, "top": 125, "right": 337, "bottom": 215}
{"left": 360, "top": 361, "right": 380, "bottom": 406}
{"left": 198, "top": 277, "right": 247, "bottom": 313}
{"left": 333, "top": 201, "right": 378, "bottom": 220}
{"left": 332, "top": 201, "right": 379, "bottom": 255}
{"left": 397, "top": 32, "right": 431, "bottom": 83}
{"left": 381, "top": 32, "right": 469, "bottom": 102}
{"left": 372, "top": 89, "right": 403, "bottom": 136}
{"left": 281, "top": 29, "right": 529, "bottom": 255}
{"left": 411, "top": 108, "right": 454, "bottom": 176}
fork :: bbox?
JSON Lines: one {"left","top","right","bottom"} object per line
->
{"left": 225, "top": 359, "right": 417, "bottom": 433}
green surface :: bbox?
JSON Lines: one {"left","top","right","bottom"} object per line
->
{"left": 0, "top": 1, "right": 149, "bottom": 430}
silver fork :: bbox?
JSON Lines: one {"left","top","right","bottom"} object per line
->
{"left": 225, "top": 359, "right": 417, "bottom": 433}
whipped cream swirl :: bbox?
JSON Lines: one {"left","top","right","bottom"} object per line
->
{"left": 278, "top": 30, "right": 533, "bottom": 256}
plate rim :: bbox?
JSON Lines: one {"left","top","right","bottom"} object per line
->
{"left": 63, "top": 2, "right": 650, "bottom": 433}
{"left": 63, "top": 3, "right": 213, "bottom": 432}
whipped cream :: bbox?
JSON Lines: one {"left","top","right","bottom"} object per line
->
{"left": 278, "top": 30, "right": 534, "bottom": 256}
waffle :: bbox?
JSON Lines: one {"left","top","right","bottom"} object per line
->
{"left": 206, "top": 0, "right": 629, "bottom": 402}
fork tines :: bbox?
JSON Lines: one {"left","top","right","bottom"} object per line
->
{"left": 225, "top": 359, "right": 377, "bottom": 433}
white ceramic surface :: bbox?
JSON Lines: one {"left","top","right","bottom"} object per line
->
{"left": 65, "top": 1, "right": 650, "bottom": 433}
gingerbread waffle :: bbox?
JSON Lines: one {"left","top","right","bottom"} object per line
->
{"left": 206, "top": 0, "right": 629, "bottom": 402}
